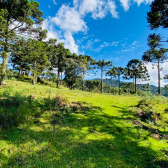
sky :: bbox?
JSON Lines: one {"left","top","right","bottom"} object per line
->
{"left": 7, "top": 0, "right": 168, "bottom": 86}
{"left": 36, "top": 0, "right": 168, "bottom": 87}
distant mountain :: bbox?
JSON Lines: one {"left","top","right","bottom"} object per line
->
{"left": 87, "top": 78, "right": 167, "bottom": 96}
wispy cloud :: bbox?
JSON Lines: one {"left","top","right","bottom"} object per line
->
{"left": 132, "top": 41, "right": 138, "bottom": 45}
{"left": 42, "top": 0, "right": 153, "bottom": 55}
{"left": 52, "top": 0, "right": 57, "bottom": 5}
{"left": 94, "top": 39, "right": 100, "bottom": 42}
{"left": 140, "top": 62, "right": 168, "bottom": 87}
{"left": 100, "top": 41, "right": 119, "bottom": 48}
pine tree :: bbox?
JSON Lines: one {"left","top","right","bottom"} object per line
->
{"left": 126, "top": 59, "right": 149, "bottom": 94}
{"left": 0, "top": 0, "right": 43, "bottom": 85}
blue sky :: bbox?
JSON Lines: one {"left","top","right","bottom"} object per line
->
{"left": 3, "top": 0, "right": 167, "bottom": 86}
{"left": 37, "top": 0, "right": 168, "bottom": 86}
{"left": 36, "top": 0, "right": 168, "bottom": 86}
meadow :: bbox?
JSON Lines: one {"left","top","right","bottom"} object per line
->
{"left": 0, "top": 80, "right": 168, "bottom": 168}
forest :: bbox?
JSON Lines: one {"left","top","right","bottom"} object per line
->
{"left": 0, "top": 0, "right": 168, "bottom": 167}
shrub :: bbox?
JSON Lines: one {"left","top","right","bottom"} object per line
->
{"left": 0, "top": 91, "right": 40, "bottom": 129}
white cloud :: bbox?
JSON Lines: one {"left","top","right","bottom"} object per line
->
{"left": 51, "top": 5, "right": 87, "bottom": 33}
{"left": 140, "top": 62, "right": 168, "bottom": 87}
{"left": 73, "top": 0, "right": 79, "bottom": 9}
{"left": 52, "top": 0, "right": 57, "bottom": 5}
{"left": 100, "top": 41, "right": 119, "bottom": 47}
{"left": 119, "top": 0, "right": 130, "bottom": 11}
{"left": 108, "top": 0, "right": 119, "bottom": 18}
{"left": 134, "top": 0, "right": 153, "bottom": 6}
{"left": 43, "top": 4, "right": 88, "bottom": 54}
{"left": 79, "top": 0, "right": 119, "bottom": 19}
{"left": 41, "top": 0, "right": 153, "bottom": 55}
{"left": 111, "top": 41, "right": 119, "bottom": 46}
{"left": 132, "top": 41, "right": 138, "bottom": 45}
{"left": 95, "top": 39, "right": 100, "bottom": 42}
{"left": 64, "top": 31, "right": 79, "bottom": 54}
{"left": 42, "top": 18, "right": 79, "bottom": 54}
{"left": 119, "top": 0, "right": 153, "bottom": 11}
{"left": 79, "top": 0, "right": 97, "bottom": 16}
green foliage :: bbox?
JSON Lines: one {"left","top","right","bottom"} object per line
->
{"left": 106, "top": 66, "right": 125, "bottom": 93}
{"left": 120, "top": 82, "right": 134, "bottom": 94}
{"left": 0, "top": 90, "right": 34, "bottom": 129}
{"left": 0, "top": 80, "right": 167, "bottom": 168}
{"left": 143, "top": 34, "right": 167, "bottom": 95}
{"left": 125, "top": 59, "right": 149, "bottom": 93}
{"left": 64, "top": 58, "right": 85, "bottom": 89}
{"left": 0, "top": 0, "right": 44, "bottom": 85}
{"left": 92, "top": 59, "right": 112, "bottom": 94}
{"left": 147, "top": 0, "right": 168, "bottom": 30}
{"left": 85, "top": 80, "right": 102, "bottom": 93}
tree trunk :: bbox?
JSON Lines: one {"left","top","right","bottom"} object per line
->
{"left": 1, "top": 52, "right": 8, "bottom": 85}
{"left": 158, "top": 60, "right": 161, "bottom": 96}
{"left": 1, "top": 22, "right": 10, "bottom": 85}
{"left": 111, "top": 77, "right": 113, "bottom": 88}
{"left": 82, "top": 70, "right": 85, "bottom": 91}
{"left": 33, "top": 73, "right": 36, "bottom": 85}
{"left": 135, "top": 76, "right": 137, "bottom": 94}
{"left": 28, "top": 71, "right": 30, "bottom": 77}
{"left": 57, "top": 70, "right": 60, "bottom": 88}
{"left": 61, "top": 72, "right": 62, "bottom": 85}
{"left": 101, "top": 67, "right": 103, "bottom": 94}
{"left": 118, "top": 74, "right": 120, "bottom": 90}
{"left": 33, "top": 61, "right": 37, "bottom": 85}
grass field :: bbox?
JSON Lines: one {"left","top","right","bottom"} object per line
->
{"left": 0, "top": 80, "right": 168, "bottom": 168}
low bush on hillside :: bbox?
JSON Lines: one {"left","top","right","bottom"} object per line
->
{"left": 0, "top": 88, "right": 70, "bottom": 129}
{"left": 128, "top": 94, "right": 168, "bottom": 129}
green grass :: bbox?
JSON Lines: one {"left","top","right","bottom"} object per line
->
{"left": 0, "top": 80, "right": 168, "bottom": 168}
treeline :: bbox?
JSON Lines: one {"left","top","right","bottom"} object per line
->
{"left": 0, "top": 0, "right": 168, "bottom": 96}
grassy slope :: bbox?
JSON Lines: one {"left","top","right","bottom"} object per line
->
{"left": 0, "top": 80, "right": 168, "bottom": 168}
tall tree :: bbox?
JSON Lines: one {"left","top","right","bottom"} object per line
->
{"left": 49, "top": 42, "right": 71, "bottom": 88}
{"left": 64, "top": 57, "right": 85, "bottom": 90}
{"left": 143, "top": 34, "right": 168, "bottom": 95}
{"left": 0, "top": 0, "right": 43, "bottom": 85}
{"left": 125, "top": 59, "right": 149, "bottom": 94}
{"left": 147, "top": 0, "right": 168, "bottom": 30}
{"left": 78, "top": 55, "right": 93, "bottom": 91}
{"left": 10, "top": 37, "right": 30, "bottom": 75}
{"left": 27, "top": 39, "right": 49, "bottom": 85}
{"left": 106, "top": 66, "right": 125, "bottom": 92}
{"left": 92, "top": 59, "right": 112, "bottom": 94}
{"left": 143, "top": 41, "right": 167, "bottom": 95}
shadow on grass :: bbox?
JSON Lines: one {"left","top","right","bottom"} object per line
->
{"left": 0, "top": 94, "right": 168, "bottom": 168}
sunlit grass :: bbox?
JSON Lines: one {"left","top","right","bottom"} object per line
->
{"left": 0, "top": 80, "right": 168, "bottom": 167}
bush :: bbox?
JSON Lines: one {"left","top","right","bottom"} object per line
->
{"left": 0, "top": 90, "right": 40, "bottom": 129}
{"left": 37, "top": 78, "right": 56, "bottom": 87}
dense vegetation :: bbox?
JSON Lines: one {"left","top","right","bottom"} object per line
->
{"left": 91, "top": 78, "right": 167, "bottom": 96}
{"left": 0, "top": 0, "right": 168, "bottom": 167}
{"left": 0, "top": 80, "right": 168, "bottom": 168}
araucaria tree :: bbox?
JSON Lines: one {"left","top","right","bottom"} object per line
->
{"left": 126, "top": 59, "right": 149, "bottom": 94}
{"left": 106, "top": 66, "right": 125, "bottom": 92}
{"left": 26, "top": 39, "right": 49, "bottom": 85}
{"left": 0, "top": 0, "right": 43, "bottom": 85}
{"left": 143, "top": 35, "right": 167, "bottom": 95}
{"left": 147, "top": 0, "right": 168, "bottom": 30}
{"left": 64, "top": 57, "right": 85, "bottom": 90}
{"left": 78, "top": 55, "right": 93, "bottom": 91}
{"left": 93, "top": 59, "right": 112, "bottom": 94}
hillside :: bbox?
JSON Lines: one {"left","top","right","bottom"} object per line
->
{"left": 0, "top": 80, "right": 168, "bottom": 168}
{"left": 90, "top": 78, "right": 167, "bottom": 96}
